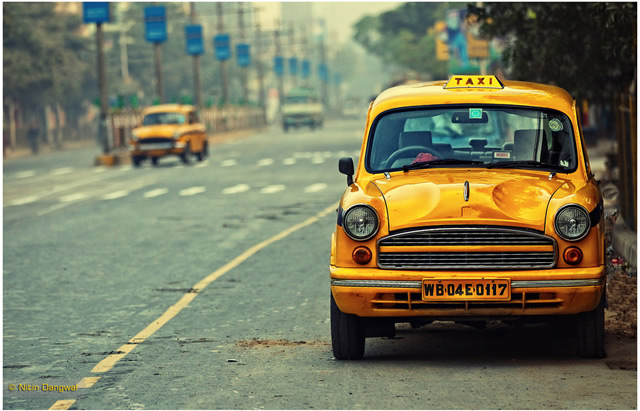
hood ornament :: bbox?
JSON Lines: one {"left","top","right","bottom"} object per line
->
{"left": 464, "top": 181, "right": 470, "bottom": 202}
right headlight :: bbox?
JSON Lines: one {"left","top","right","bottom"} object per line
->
{"left": 343, "top": 205, "right": 379, "bottom": 241}
{"left": 131, "top": 130, "right": 140, "bottom": 142}
{"left": 554, "top": 204, "right": 591, "bottom": 241}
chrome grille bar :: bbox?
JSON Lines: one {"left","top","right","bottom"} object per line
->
{"left": 377, "top": 226, "right": 557, "bottom": 270}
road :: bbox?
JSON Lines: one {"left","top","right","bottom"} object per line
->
{"left": 3, "top": 120, "right": 636, "bottom": 410}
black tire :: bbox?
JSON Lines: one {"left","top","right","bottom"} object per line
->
{"left": 151, "top": 157, "right": 159, "bottom": 166}
{"left": 330, "top": 292, "right": 365, "bottom": 360}
{"left": 577, "top": 294, "right": 606, "bottom": 358}
{"left": 132, "top": 155, "right": 142, "bottom": 167}
{"left": 203, "top": 141, "right": 209, "bottom": 158}
{"left": 195, "top": 150, "right": 203, "bottom": 162}
{"left": 181, "top": 143, "right": 192, "bottom": 164}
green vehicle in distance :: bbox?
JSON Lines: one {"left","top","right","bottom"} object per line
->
{"left": 281, "top": 88, "right": 324, "bottom": 132}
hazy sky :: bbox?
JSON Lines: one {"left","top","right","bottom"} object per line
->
{"left": 256, "top": 1, "right": 401, "bottom": 44}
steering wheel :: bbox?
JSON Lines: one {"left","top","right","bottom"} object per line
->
{"left": 385, "top": 145, "right": 444, "bottom": 168}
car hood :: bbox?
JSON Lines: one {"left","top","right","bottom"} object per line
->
{"left": 372, "top": 169, "right": 568, "bottom": 232}
{"left": 133, "top": 124, "right": 182, "bottom": 138}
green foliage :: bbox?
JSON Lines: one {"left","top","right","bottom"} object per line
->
{"left": 352, "top": 2, "right": 450, "bottom": 79}
{"left": 3, "top": 3, "right": 91, "bottom": 110}
{"left": 470, "top": 2, "right": 637, "bottom": 102}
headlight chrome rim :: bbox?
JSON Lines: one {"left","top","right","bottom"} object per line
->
{"left": 343, "top": 204, "right": 379, "bottom": 241}
{"left": 554, "top": 204, "right": 591, "bottom": 242}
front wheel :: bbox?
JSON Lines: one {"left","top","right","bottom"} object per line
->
{"left": 181, "top": 143, "right": 192, "bottom": 164}
{"left": 577, "top": 294, "right": 606, "bottom": 358}
{"left": 330, "top": 292, "right": 365, "bottom": 360}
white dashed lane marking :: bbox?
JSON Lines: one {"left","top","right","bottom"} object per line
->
{"left": 304, "top": 183, "right": 327, "bottom": 193}
{"left": 102, "top": 190, "right": 129, "bottom": 200}
{"left": 14, "top": 170, "right": 36, "bottom": 179}
{"left": 179, "top": 186, "right": 206, "bottom": 196}
{"left": 257, "top": 158, "right": 274, "bottom": 167}
{"left": 221, "top": 159, "right": 237, "bottom": 167}
{"left": 260, "top": 185, "right": 285, "bottom": 194}
{"left": 51, "top": 167, "right": 73, "bottom": 176}
{"left": 195, "top": 161, "right": 209, "bottom": 168}
{"left": 144, "top": 188, "right": 169, "bottom": 198}
{"left": 8, "top": 195, "right": 40, "bottom": 206}
{"left": 59, "top": 193, "right": 89, "bottom": 203}
{"left": 282, "top": 158, "right": 296, "bottom": 165}
{"left": 223, "top": 184, "right": 250, "bottom": 195}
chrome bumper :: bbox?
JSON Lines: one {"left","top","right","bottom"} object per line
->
{"left": 331, "top": 279, "right": 604, "bottom": 289}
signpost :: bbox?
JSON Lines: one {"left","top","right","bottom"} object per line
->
{"left": 214, "top": 34, "right": 231, "bottom": 61}
{"left": 144, "top": 6, "right": 166, "bottom": 103}
{"left": 236, "top": 44, "right": 251, "bottom": 67}
{"left": 288, "top": 57, "right": 298, "bottom": 77}
{"left": 274, "top": 56, "right": 284, "bottom": 77}
{"left": 185, "top": 24, "right": 204, "bottom": 56}
{"left": 301, "top": 60, "right": 311, "bottom": 78}
{"left": 83, "top": 2, "right": 110, "bottom": 154}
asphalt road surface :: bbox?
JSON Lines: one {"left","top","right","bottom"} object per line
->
{"left": 3, "top": 120, "right": 636, "bottom": 409}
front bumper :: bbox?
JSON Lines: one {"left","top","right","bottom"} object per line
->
{"left": 330, "top": 265, "right": 605, "bottom": 318}
{"left": 130, "top": 141, "right": 185, "bottom": 157}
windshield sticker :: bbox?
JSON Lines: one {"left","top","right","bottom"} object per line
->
{"left": 548, "top": 118, "right": 564, "bottom": 132}
{"left": 560, "top": 160, "right": 569, "bottom": 167}
{"left": 469, "top": 108, "right": 483, "bottom": 119}
{"left": 494, "top": 151, "right": 511, "bottom": 159}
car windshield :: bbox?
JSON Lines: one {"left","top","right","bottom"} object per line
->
{"left": 143, "top": 112, "right": 186, "bottom": 125}
{"left": 366, "top": 106, "right": 578, "bottom": 173}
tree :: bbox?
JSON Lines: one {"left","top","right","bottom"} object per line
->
{"left": 469, "top": 2, "right": 637, "bottom": 102}
{"left": 353, "top": 3, "right": 451, "bottom": 80}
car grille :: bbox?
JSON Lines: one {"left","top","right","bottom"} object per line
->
{"left": 140, "top": 137, "right": 173, "bottom": 144}
{"left": 378, "top": 226, "right": 556, "bottom": 270}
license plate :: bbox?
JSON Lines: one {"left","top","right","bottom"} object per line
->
{"left": 422, "top": 278, "right": 511, "bottom": 301}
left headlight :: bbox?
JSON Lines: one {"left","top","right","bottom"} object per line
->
{"left": 343, "top": 205, "right": 379, "bottom": 241}
{"left": 131, "top": 130, "right": 139, "bottom": 142}
{"left": 554, "top": 204, "right": 591, "bottom": 241}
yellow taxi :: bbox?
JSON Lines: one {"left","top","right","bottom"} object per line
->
{"left": 331, "top": 75, "right": 605, "bottom": 359}
{"left": 130, "top": 104, "right": 208, "bottom": 166}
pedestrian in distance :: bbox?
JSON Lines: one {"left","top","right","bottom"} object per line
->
{"left": 27, "top": 119, "right": 40, "bottom": 155}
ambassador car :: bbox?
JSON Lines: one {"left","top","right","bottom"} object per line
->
{"left": 130, "top": 104, "right": 208, "bottom": 166}
{"left": 330, "top": 75, "right": 605, "bottom": 359}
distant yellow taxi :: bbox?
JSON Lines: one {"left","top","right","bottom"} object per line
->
{"left": 331, "top": 75, "right": 605, "bottom": 359}
{"left": 130, "top": 104, "right": 208, "bottom": 166}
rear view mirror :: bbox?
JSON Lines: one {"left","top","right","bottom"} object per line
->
{"left": 339, "top": 157, "right": 354, "bottom": 186}
{"left": 452, "top": 111, "right": 488, "bottom": 123}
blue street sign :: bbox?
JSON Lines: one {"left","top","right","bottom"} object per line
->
{"left": 301, "top": 60, "right": 311, "bottom": 78}
{"left": 83, "top": 2, "right": 110, "bottom": 24}
{"left": 185, "top": 25, "right": 203, "bottom": 56}
{"left": 236, "top": 44, "right": 251, "bottom": 67}
{"left": 274, "top": 56, "right": 284, "bottom": 76}
{"left": 318, "top": 63, "right": 329, "bottom": 82}
{"left": 144, "top": 6, "right": 167, "bottom": 43}
{"left": 214, "top": 34, "right": 231, "bottom": 61}
{"left": 288, "top": 57, "right": 298, "bottom": 76}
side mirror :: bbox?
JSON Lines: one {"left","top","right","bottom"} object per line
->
{"left": 339, "top": 157, "right": 354, "bottom": 186}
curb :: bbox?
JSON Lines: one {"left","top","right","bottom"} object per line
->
{"left": 612, "top": 216, "right": 637, "bottom": 270}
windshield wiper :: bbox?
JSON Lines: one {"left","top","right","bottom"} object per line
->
{"left": 402, "top": 158, "right": 485, "bottom": 172}
{"left": 486, "top": 160, "right": 564, "bottom": 170}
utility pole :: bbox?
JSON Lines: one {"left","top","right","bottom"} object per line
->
{"left": 275, "top": 20, "right": 284, "bottom": 115}
{"left": 217, "top": 3, "right": 229, "bottom": 106}
{"left": 190, "top": 2, "right": 202, "bottom": 109}
{"left": 154, "top": 42, "right": 164, "bottom": 103}
{"left": 289, "top": 22, "right": 297, "bottom": 88}
{"left": 319, "top": 37, "right": 329, "bottom": 110}
{"left": 255, "top": 23, "right": 266, "bottom": 122}
{"left": 96, "top": 22, "right": 109, "bottom": 153}
{"left": 238, "top": 3, "right": 248, "bottom": 105}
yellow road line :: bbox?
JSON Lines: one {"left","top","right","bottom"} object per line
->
{"left": 76, "top": 376, "right": 101, "bottom": 389}
{"left": 90, "top": 202, "right": 337, "bottom": 374}
{"left": 49, "top": 400, "right": 76, "bottom": 410}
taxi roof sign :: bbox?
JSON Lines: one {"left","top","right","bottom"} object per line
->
{"left": 444, "top": 75, "right": 504, "bottom": 89}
